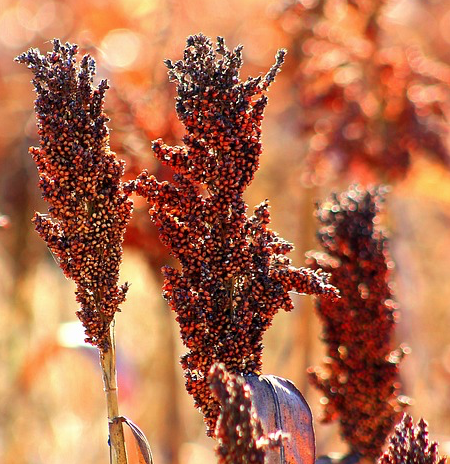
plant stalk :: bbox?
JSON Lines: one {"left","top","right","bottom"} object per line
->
{"left": 100, "top": 324, "right": 128, "bottom": 464}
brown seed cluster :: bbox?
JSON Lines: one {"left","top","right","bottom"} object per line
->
{"left": 282, "top": 0, "right": 450, "bottom": 182}
{"left": 306, "top": 185, "right": 408, "bottom": 459}
{"left": 378, "top": 414, "right": 447, "bottom": 464}
{"left": 209, "top": 363, "right": 285, "bottom": 464}
{"left": 128, "top": 34, "right": 339, "bottom": 434}
{"left": 16, "top": 40, "right": 133, "bottom": 351}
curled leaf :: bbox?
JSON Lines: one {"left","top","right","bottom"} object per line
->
{"left": 245, "top": 374, "right": 315, "bottom": 464}
{"left": 117, "top": 416, "right": 153, "bottom": 464}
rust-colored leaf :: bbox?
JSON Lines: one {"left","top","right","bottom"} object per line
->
{"left": 245, "top": 374, "right": 315, "bottom": 464}
{"left": 119, "top": 416, "right": 153, "bottom": 464}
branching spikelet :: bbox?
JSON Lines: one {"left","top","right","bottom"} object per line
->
{"left": 379, "top": 414, "right": 447, "bottom": 464}
{"left": 16, "top": 40, "right": 133, "bottom": 351}
{"left": 129, "top": 34, "right": 339, "bottom": 433}
{"left": 306, "top": 185, "right": 408, "bottom": 459}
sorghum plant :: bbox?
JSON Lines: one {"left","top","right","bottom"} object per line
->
{"left": 306, "top": 185, "right": 408, "bottom": 460}
{"left": 209, "top": 363, "right": 285, "bottom": 464}
{"left": 17, "top": 40, "right": 133, "bottom": 464}
{"left": 378, "top": 414, "right": 447, "bottom": 464}
{"left": 128, "top": 33, "right": 339, "bottom": 434}
{"left": 281, "top": 0, "right": 450, "bottom": 182}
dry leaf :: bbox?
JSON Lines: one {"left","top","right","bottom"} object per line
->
{"left": 245, "top": 374, "right": 315, "bottom": 464}
{"left": 119, "top": 416, "right": 153, "bottom": 464}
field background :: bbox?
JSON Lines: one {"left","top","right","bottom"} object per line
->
{"left": 1, "top": 0, "right": 450, "bottom": 463}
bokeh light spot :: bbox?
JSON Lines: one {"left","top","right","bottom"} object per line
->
{"left": 0, "top": 6, "right": 35, "bottom": 49}
{"left": 119, "top": 0, "right": 159, "bottom": 18}
{"left": 101, "top": 29, "right": 142, "bottom": 69}
{"left": 16, "top": 1, "right": 56, "bottom": 32}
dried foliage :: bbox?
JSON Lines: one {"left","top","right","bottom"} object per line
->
{"left": 307, "top": 185, "right": 408, "bottom": 459}
{"left": 128, "top": 33, "right": 339, "bottom": 434}
{"left": 245, "top": 374, "right": 316, "bottom": 464}
{"left": 209, "top": 364, "right": 285, "bottom": 464}
{"left": 16, "top": 40, "right": 133, "bottom": 351}
{"left": 283, "top": 0, "right": 450, "bottom": 182}
{"left": 378, "top": 414, "right": 448, "bottom": 464}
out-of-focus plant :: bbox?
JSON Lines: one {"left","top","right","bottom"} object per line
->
{"left": 106, "top": 86, "right": 176, "bottom": 274}
{"left": 273, "top": 1, "right": 450, "bottom": 459}
{"left": 306, "top": 185, "right": 409, "bottom": 461}
{"left": 280, "top": 0, "right": 450, "bottom": 184}
{"left": 16, "top": 40, "right": 134, "bottom": 464}
{"left": 127, "top": 33, "right": 339, "bottom": 438}
{"left": 378, "top": 414, "right": 448, "bottom": 464}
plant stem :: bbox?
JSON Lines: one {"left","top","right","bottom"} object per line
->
{"left": 100, "top": 324, "right": 128, "bottom": 464}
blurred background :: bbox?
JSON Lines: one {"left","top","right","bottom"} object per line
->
{"left": 1, "top": 0, "right": 450, "bottom": 463}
